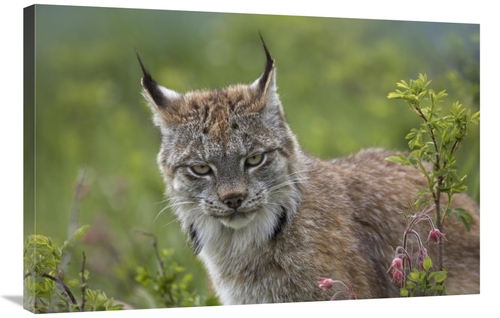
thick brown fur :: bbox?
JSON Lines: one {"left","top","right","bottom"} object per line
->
{"left": 138, "top": 41, "right": 479, "bottom": 304}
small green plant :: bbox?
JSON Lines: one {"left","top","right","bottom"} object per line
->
{"left": 23, "top": 226, "right": 124, "bottom": 313}
{"left": 387, "top": 206, "right": 449, "bottom": 296}
{"left": 385, "top": 74, "right": 479, "bottom": 295}
{"left": 401, "top": 257, "right": 448, "bottom": 297}
{"left": 135, "top": 231, "right": 220, "bottom": 308}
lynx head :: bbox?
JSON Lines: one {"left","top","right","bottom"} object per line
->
{"left": 138, "top": 38, "right": 304, "bottom": 251}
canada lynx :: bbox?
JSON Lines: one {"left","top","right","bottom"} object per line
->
{"left": 137, "top": 38, "right": 479, "bottom": 304}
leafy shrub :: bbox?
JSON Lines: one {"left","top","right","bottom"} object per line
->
{"left": 386, "top": 74, "right": 479, "bottom": 295}
{"left": 23, "top": 226, "right": 124, "bottom": 313}
{"left": 135, "top": 231, "right": 220, "bottom": 307}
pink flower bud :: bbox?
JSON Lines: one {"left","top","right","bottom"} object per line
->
{"left": 427, "top": 228, "right": 447, "bottom": 244}
{"left": 392, "top": 270, "right": 404, "bottom": 284}
{"left": 387, "top": 257, "right": 403, "bottom": 273}
{"left": 318, "top": 278, "right": 334, "bottom": 292}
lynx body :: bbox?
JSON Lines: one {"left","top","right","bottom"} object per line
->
{"left": 138, "top": 40, "right": 479, "bottom": 304}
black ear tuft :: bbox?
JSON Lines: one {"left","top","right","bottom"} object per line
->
{"left": 136, "top": 51, "right": 156, "bottom": 88}
{"left": 135, "top": 51, "right": 168, "bottom": 108}
{"left": 259, "top": 33, "right": 274, "bottom": 69}
{"left": 257, "top": 33, "right": 276, "bottom": 94}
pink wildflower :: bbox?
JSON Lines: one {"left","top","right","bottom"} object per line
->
{"left": 392, "top": 270, "right": 404, "bottom": 284}
{"left": 387, "top": 257, "right": 403, "bottom": 273}
{"left": 426, "top": 228, "right": 447, "bottom": 244}
{"left": 318, "top": 278, "right": 334, "bottom": 292}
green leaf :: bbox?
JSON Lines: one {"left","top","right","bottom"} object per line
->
{"left": 385, "top": 155, "right": 403, "bottom": 164}
{"left": 409, "top": 270, "right": 420, "bottom": 281}
{"left": 430, "top": 285, "right": 445, "bottom": 292}
{"left": 405, "top": 281, "right": 416, "bottom": 289}
{"left": 417, "top": 91, "right": 427, "bottom": 100}
{"left": 423, "top": 257, "right": 432, "bottom": 271}
{"left": 405, "top": 128, "right": 419, "bottom": 140}
{"left": 470, "top": 111, "right": 480, "bottom": 124}
{"left": 432, "top": 271, "right": 448, "bottom": 283}
{"left": 388, "top": 92, "right": 403, "bottom": 99}
{"left": 453, "top": 208, "right": 473, "bottom": 232}
{"left": 451, "top": 183, "right": 468, "bottom": 195}
{"left": 404, "top": 94, "right": 419, "bottom": 102}
{"left": 419, "top": 271, "right": 426, "bottom": 282}
{"left": 85, "top": 289, "right": 114, "bottom": 311}
{"left": 385, "top": 153, "right": 411, "bottom": 166}
{"left": 396, "top": 80, "right": 409, "bottom": 89}
{"left": 400, "top": 288, "right": 409, "bottom": 297}
{"left": 435, "top": 90, "right": 448, "bottom": 101}
{"left": 59, "top": 225, "right": 90, "bottom": 255}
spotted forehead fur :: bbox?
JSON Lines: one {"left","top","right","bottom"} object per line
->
{"left": 159, "top": 84, "right": 266, "bottom": 141}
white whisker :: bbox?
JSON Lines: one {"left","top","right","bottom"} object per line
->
{"left": 154, "top": 198, "right": 169, "bottom": 205}
{"left": 153, "top": 205, "right": 170, "bottom": 224}
{"left": 161, "top": 218, "right": 178, "bottom": 228}
{"left": 153, "top": 200, "right": 196, "bottom": 223}
{"left": 268, "top": 178, "right": 305, "bottom": 193}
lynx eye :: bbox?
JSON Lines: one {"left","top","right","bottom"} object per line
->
{"left": 245, "top": 153, "right": 265, "bottom": 167}
{"left": 190, "top": 165, "right": 212, "bottom": 176}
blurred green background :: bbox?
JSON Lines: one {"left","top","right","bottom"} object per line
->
{"left": 24, "top": 4, "right": 479, "bottom": 309}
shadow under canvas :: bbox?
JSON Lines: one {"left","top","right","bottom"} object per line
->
{"left": 2, "top": 295, "right": 24, "bottom": 307}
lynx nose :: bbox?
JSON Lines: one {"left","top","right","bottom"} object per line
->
{"left": 222, "top": 194, "right": 245, "bottom": 209}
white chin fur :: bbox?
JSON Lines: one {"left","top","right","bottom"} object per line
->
{"left": 219, "top": 212, "right": 257, "bottom": 230}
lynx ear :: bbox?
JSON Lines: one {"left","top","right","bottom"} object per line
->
{"left": 251, "top": 35, "right": 284, "bottom": 119}
{"left": 136, "top": 52, "right": 181, "bottom": 129}
{"left": 252, "top": 34, "right": 276, "bottom": 96}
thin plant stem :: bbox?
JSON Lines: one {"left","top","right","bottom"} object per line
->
{"left": 80, "top": 251, "right": 87, "bottom": 311}
{"left": 415, "top": 102, "right": 445, "bottom": 271}
{"left": 136, "top": 230, "right": 176, "bottom": 306}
